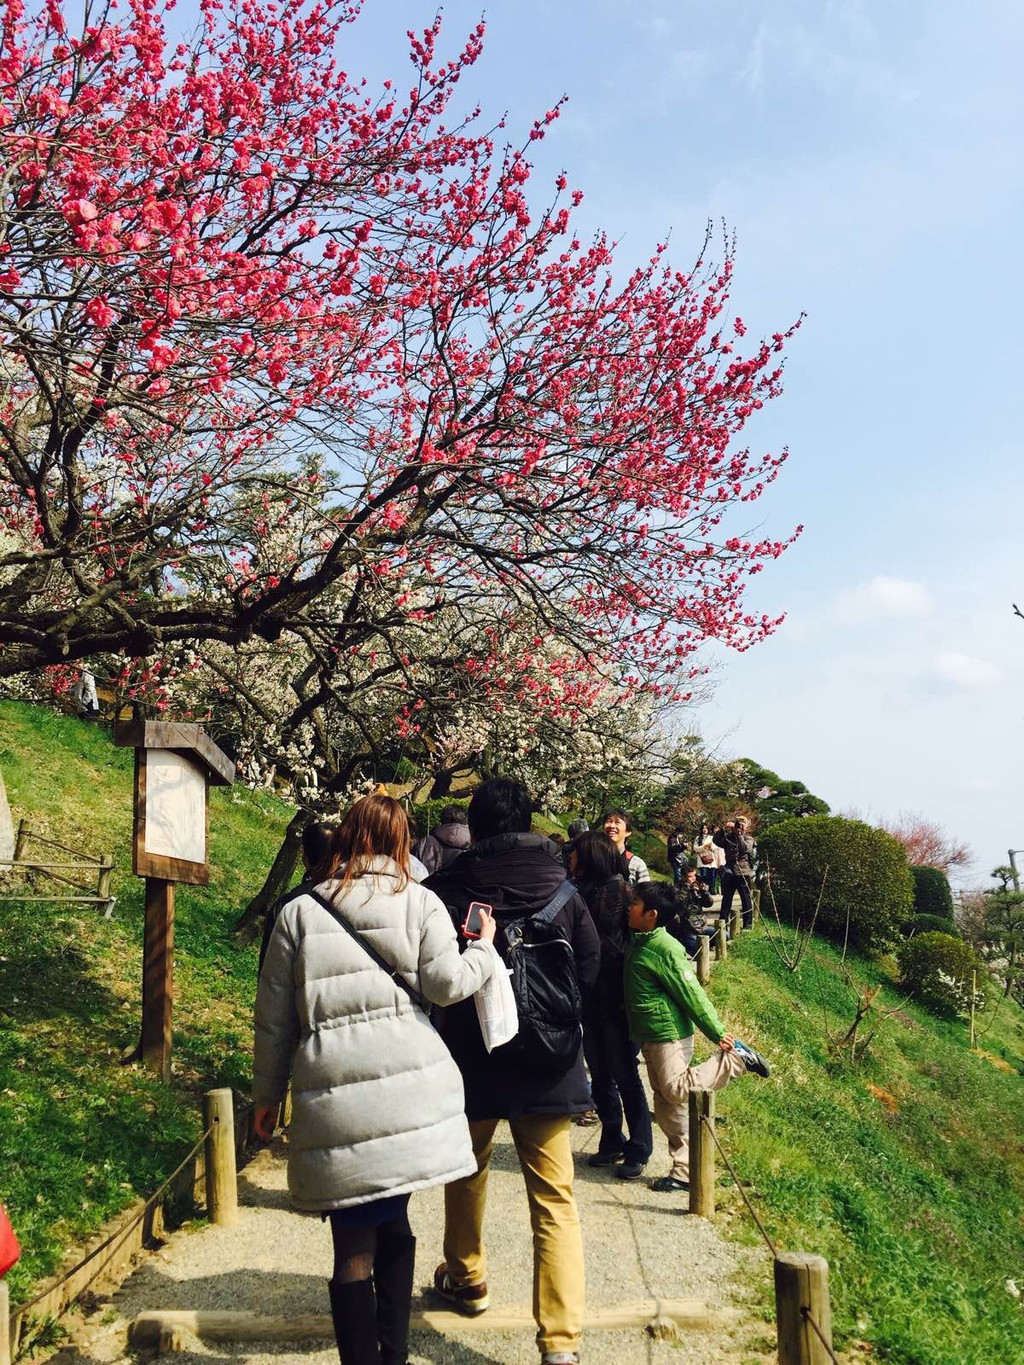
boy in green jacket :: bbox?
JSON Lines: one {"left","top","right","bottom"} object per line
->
{"left": 624, "top": 883, "right": 770, "bottom": 1192}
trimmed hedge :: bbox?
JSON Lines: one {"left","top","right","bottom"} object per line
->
{"left": 910, "top": 864, "right": 954, "bottom": 920}
{"left": 897, "top": 931, "right": 987, "bottom": 1017}
{"left": 757, "top": 815, "right": 913, "bottom": 953}
{"left": 903, "top": 913, "right": 962, "bottom": 939}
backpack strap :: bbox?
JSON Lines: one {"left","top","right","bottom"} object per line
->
{"left": 307, "top": 888, "right": 431, "bottom": 1014}
{"left": 531, "top": 879, "right": 578, "bottom": 926}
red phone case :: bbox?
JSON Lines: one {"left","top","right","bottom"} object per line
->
{"left": 462, "top": 901, "right": 492, "bottom": 939}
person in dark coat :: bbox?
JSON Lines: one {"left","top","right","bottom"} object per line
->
{"left": 714, "top": 816, "right": 756, "bottom": 930}
{"left": 425, "top": 779, "right": 599, "bottom": 1365}
{"left": 664, "top": 867, "right": 716, "bottom": 955}
{"left": 412, "top": 805, "right": 471, "bottom": 874}
{"left": 258, "top": 821, "right": 335, "bottom": 974}
{"left": 570, "top": 831, "right": 653, "bottom": 1181}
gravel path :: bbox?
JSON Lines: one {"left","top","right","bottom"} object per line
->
{"left": 71, "top": 1083, "right": 770, "bottom": 1365}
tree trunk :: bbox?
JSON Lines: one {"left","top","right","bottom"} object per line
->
{"left": 234, "top": 809, "right": 307, "bottom": 942}
{"left": 429, "top": 769, "right": 454, "bottom": 798}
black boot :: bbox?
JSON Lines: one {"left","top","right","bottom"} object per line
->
{"left": 328, "top": 1278, "right": 380, "bottom": 1365}
{"left": 374, "top": 1232, "right": 416, "bottom": 1365}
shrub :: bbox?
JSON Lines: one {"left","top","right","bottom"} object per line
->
{"left": 910, "top": 864, "right": 954, "bottom": 920}
{"left": 411, "top": 799, "right": 470, "bottom": 836}
{"left": 758, "top": 816, "right": 913, "bottom": 953}
{"left": 897, "top": 932, "right": 987, "bottom": 1018}
{"left": 903, "top": 913, "right": 962, "bottom": 939}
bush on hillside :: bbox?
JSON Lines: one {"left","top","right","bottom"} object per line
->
{"left": 758, "top": 816, "right": 913, "bottom": 953}
{"left": 412, "top": 799, "right": 470, "bottom": 836}
{"left": 897, "top": 932, "right": 987, "bottom": 1018}
{"left": 903, "top": 913, "right": 961, "bottom": 939}
{"left": 911, "top": 864, "right": 954, "bottom": 920}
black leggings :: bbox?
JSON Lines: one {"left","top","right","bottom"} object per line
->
{"left": 328, "top": 1205, "right": 412, "bottom": 1285}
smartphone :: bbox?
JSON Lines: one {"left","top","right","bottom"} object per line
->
{"left": 462, "top": 901, "right": 492, "bottom": 939}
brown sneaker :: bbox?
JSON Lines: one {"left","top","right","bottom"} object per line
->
{"left": 431, "top": 1262, "right": 490, "bottom": 1315}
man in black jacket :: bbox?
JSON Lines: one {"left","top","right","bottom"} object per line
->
{"left": 714, "top": 816, "right": 756, "bottom": 930}
{"left": 426, "top": 779, "right": 599, "bottom": 1365}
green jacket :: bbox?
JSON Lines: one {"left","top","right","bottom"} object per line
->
{"left": 624, "top": 928, "right": 725, "bottom": 1045}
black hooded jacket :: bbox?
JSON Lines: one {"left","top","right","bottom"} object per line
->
{"left": 425, "top": 832, "right": 600, "bottom": 1120}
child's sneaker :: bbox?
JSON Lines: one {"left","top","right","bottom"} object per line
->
{"left": 650, "top": 1174, "right": 689, "bottom": 1192}
{"left": 732, "top": 1038, "right": 770, "bottom": 1077}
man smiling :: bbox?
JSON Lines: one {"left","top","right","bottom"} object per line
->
{"left": 603, "top": 809, "right": 650, "bottom": 886}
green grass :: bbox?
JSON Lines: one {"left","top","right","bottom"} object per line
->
{"left": 0, "top": 701, "right": 291, "bottom": 1302}
{"left": 703, "top": 922, "right": 1024, "bottom": 1365}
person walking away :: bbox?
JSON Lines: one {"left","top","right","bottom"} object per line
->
{"left": 253, "top": 795, "right": 498, "bottom": 1365}
{"left": 412, "top": 805, "right": 470, "bottom": 875}
{"left": 258, "top": 821, "right": 335, "bottom": 974}
{"left": 72, "top": 667, "right": 100, "bottom": 718}
{"left": 603, "top": 809, "right": 650, "bottom": 885}
{"left": 570, "top": 832, "right": 653, "bottom": 1180}
{"left": 624, "top": 881, "right": 770, "bottom": 1193}
{"left": 426, "top": 779, "right": 599, "bottom": 1365}
{"left": 694, "top": 821, "right": 718, "bottom": 896}
{"left": 666, "top": 825, "right": 689, "bottom": 888}
{"left": 714, "top": 816, "right": 756, "bottom": 929}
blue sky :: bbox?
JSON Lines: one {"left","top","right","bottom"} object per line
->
{"left": 349, "top": 1, "right": 1024, "bottom": 882}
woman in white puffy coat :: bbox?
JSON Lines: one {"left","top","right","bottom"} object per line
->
{"left": 253, "top": 795, "right": 496, "bottom": 1365}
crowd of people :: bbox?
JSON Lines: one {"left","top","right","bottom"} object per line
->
{"left": 253, "top": 786, "right": 769, "bottom": 1365}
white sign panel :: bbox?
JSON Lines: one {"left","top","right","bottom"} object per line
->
{"left": 144, "top": 749, "right": 206, "bottom": 864}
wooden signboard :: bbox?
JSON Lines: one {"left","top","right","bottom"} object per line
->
{"left": 115, "top": 722, "right": 234, "bottom": 1081}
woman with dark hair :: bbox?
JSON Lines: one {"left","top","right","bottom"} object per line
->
{"left": 253, "top": 794, "right": 498, "bottom": 1365}
{"left": 569, "top": 831, "right": 653, "bottom": 1181}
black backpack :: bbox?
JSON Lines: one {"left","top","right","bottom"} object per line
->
{"left": 496, "top": 881, "right": 583, "bottom": 1073}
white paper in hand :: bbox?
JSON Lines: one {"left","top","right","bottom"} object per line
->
{"left": 474, "top": 963, "right": 519, "bottom": 1052}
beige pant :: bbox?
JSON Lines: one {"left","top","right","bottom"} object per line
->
{"left": 641, "top": 1037, "right": 746, "bottom": 1181}
{"left": 443, "top": 1114, "right": 584, "bottom": 1356}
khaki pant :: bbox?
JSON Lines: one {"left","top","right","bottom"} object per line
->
{"left": 443, "top": 1114, "right": 584, "bottom": 1356}
{"left": 641, "top": 1037, "right": 746, "bottom": 1181}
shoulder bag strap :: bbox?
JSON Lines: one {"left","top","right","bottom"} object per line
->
{"left": 531, "top": 879, "right": 578, "bottom": 926}
{"left": 307, "top": 888, "right": 431, "bottom": 1014}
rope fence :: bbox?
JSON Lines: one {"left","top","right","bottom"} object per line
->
{"left": 684, "top": 886, "right": 841, "bottom": 1365}
{"left": 2, "top": 1089, "right": 239, "bottom": 1365}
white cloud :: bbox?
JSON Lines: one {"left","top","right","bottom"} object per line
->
{"left": 833, "top": 575, "right": 933, "bottom": 623}
{"left": 933, "top": 651, "right": 1002, "bottom": 688}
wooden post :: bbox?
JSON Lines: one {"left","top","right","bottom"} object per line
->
{"left": 141, "top": 878, "right": 175, "bottom": 1082}
{"left": 13, "top": 818, "right": 29, "bottom": 863}
{"left": 203, "top": 1089, "right": 238, "bottom": 1227}
{"left": 688, "top": 1090, "right": 715, "bottom": 1218}
{"left": 731, "top": 903, "right": 743, "bottom": 938}
{"left": 969, "top": 970, "right": 977, "bottom": 1049}
{"left": 715, "top": 920, "right": 728, "bottom": 962}
{"left": 697, "top": 935, "right": 712, "bottom": 986}
{"left": 0, "top": 1280, "right": 11, "bottom": 1365}
{"left": 97, "top": 854, "right": 115, "bottom": 914}
{"left": 753, "top": 887, "right": 761, "bottom": 923}
{"left": 775, "top": 1252, "right": 833, "bottom": 1365}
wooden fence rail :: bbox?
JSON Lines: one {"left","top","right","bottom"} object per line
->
{"left": 2, "top": 1090, "right": 241, "bottom": 1365}
{"left": 1, "top": 819, "right": 115, "bottom": 914}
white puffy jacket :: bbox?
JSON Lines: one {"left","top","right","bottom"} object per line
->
{"left": 253, "top": 858, "right": 496, "bottom": 1212}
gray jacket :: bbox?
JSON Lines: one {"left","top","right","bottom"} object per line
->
{"left": 253, "top": 859, "right": 496, "bottom": 1212}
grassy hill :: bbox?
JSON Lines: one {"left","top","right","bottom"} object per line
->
{"left": 0, "top": 701, "right": 292, "bottom": 1302}
{"left": 706, "top": 924, "right": 1024, "bottom": 1364}
{"left": 2, "top": 702, "right": 1023, "bottom": 1364}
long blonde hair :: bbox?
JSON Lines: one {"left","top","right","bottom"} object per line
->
{"left": 315, "top": 794, "right": 411, "bottom": 894}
